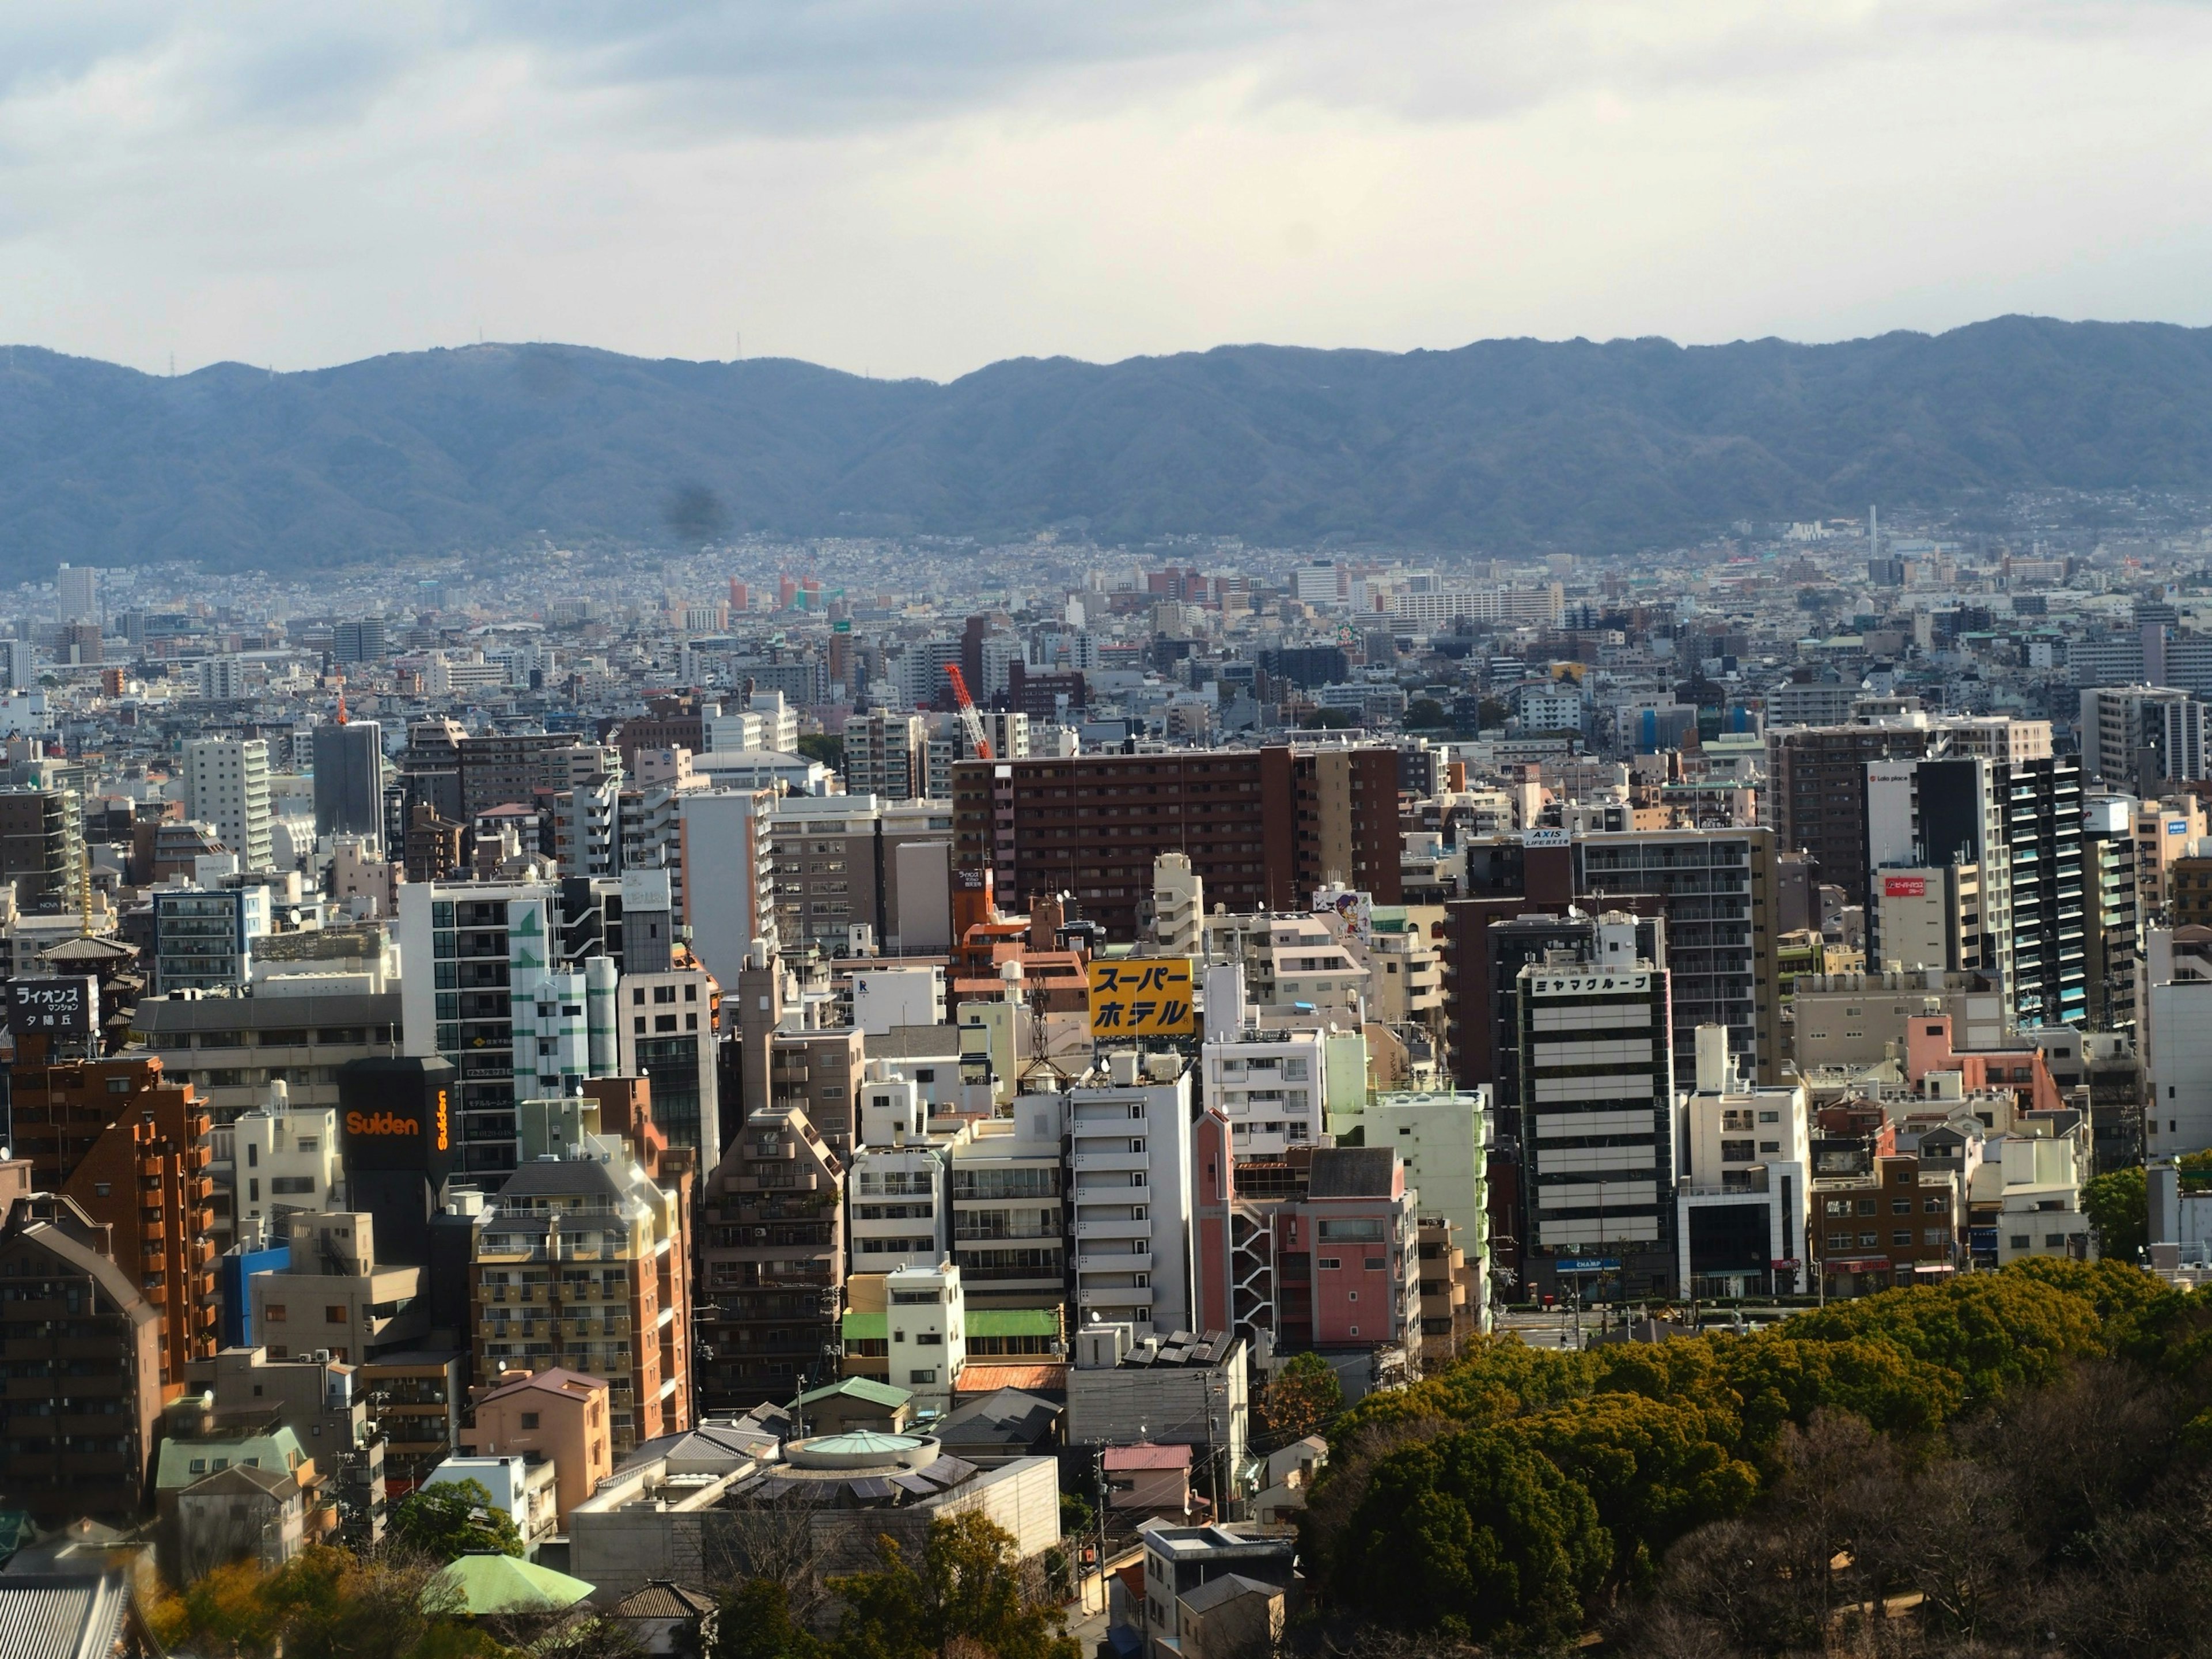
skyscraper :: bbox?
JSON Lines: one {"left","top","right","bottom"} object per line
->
{"left": 55, "top": 562, "right": 97, "bottom": 624}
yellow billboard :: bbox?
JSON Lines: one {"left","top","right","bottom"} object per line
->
{"left": 1088, "top": 957, "right": 1195, "bottom": 1039}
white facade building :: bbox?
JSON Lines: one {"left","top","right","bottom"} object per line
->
{"left": 1063, "top": 1054, "right": 1195, "bottom": 1336}
{"left": 1199, "top": 1028, "right": 1327, "bottom": 1160}
{"left": 885, "top": 1260, "right": 966, "bottom": 1416}
{"left": 184, "top": 737, "right": 275, "bottom": 870}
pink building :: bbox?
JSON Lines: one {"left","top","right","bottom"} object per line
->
{"left": 1192, "top": 1112, "right": 1421, "bottom": 1371}
{"left": 1904, "top": 1015, "right": 2063, "bottom": 1114}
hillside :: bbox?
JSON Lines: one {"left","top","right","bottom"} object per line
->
{"left": 2, "top": 315, "right": 2211, "bottom": 575}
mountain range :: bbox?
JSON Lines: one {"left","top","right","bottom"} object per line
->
{"left": 3, "top": 315, "right": 2211, "bottom": 577}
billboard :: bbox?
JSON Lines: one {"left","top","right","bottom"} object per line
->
{"left": 1088, "top": 957, "right": 1195, "bottom": 1039}
{"left": 1882, "top": 875, "right": 1928, "bottom": 899}
{"left": 6, "top": 976, "right": 97, "bottom": 1038}
{"left": 336, "top": 1056, "right": 457, "bottom": 1185}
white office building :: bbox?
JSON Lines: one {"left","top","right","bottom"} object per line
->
{"left": 1199, "top": 1028, "right": 1328, "bottom": 1160}
{"left": 884, "top": 1260, "right": 966, "bottom": 1416}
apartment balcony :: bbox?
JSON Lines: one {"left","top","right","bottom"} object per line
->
{"left": 1071, "top": 1151, "right": 1149, "bottom": 1173}
{"left": 1075, "top": 1219, "right": 1151, "bottom": 1240}
{"left": 1074, "top": 1250, "right": 1154, "bottom": 1274}
{"left": 1077, "top": 1283, "right": 1154, "bottom": 1309}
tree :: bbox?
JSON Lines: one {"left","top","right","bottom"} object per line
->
{"left": 1299, "top": 708, "right": 1356, "bottom": 730}
{"left": 1260, "top": 1351, "right": 1344, "bottom": 1448}
{"left": 389, "top": 1478, "right": 525, "bottom": 1563}
{"left": 1476, "top": 697, "right": 1509, "bottom": 730}
{"left": 1328, "top": 1425, "right": 1610, "bottom": 1646}
{"left": 2083, "top": 1165, "right": 2148, "bottom": 1262}
{"left": 1403, "top": 698, "right": 1449, "bottom": 730}
{"left": 711, "top": 1579, "right": 825, "bottom": 1659}
{"left": 831, "top": 1513, "right": 1078, "bottom": 1659}
{"left": 796, "top": 733, "right": 843, "bottom": 770}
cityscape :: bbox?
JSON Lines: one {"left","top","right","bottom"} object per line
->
{"left": 9, "top": 2, "right": 2212, "bottom": 1655}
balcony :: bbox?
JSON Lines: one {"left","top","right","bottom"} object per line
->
{"left": 1071, "top": 1152, "right": 1149, "bottom": 1172}
{"left": 1075, "top": 1219, "right": 1150, "bottom": 1240}
{"left": 1077, "top": 1283, "right": 1154, "bottom": 1308}
{"left": 1075, "top": 1250, "right": 1153, "bottom": 1274}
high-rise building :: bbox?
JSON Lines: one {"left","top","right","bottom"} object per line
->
{"left": 2080, "top": 685, "right": 2208, "bottom": 793}
{"left": 55, "top": 562, "right": 97, "bottom": 624}
{"left": 694, "top": 1104, "right": 845, "bottom": 1411}
{"left": 950, "top": 745, "right": 1404, "bottom": 941}
{"left": 0, "top": 783, "right": 84, "bottom": 910}
{"left": 2002, "top": 756, "right": 2086, "bottom": 1029}
{"left": 1515, "top": 915, "right": 1679, "bottom": 1301}
{"left": 843, "top": 709, "right": 930, "bottom": 801}
{"left": 616, "top": 963, "right": 721, "bottom": 1172}
{"left": 153, "top": 884, "right": 271, "bottom": 993}
{"left": 184, "top": 737, "right": 274, "bottom": 870}
{"left": 198, "top": 656, "right": 248, "bottom": 700}
{"left": 1574, "top": 826, "right": 1786, "bottom": 1084}
{"left": 396, "top": 877, "right": 563, "bottom": 1174}
{"left": 676, "top": 790, "right": 778, "bottom": 986}
{"left": 2084, "top": 796, "right": 2142, "bottom": 1033}
{"left": 1064, "top": 1054, "right": 1195, "bottom": 1337}
{"left": 0, "top": 1192, "right": 165, "bottom": 1525}
{"left": 1766, "top": 723, "right": 1938, "bottom": 907}
{"left": 769, "top": 793, "right": 957, "bottom": 957}
{"left": 332, "top": 618, "right": 389, "bottom": 664}
{"left": 6, "top": 1044, "right": 218, "bottom": 1395}
{"left": 313, "top": 719, "right": 387, "bottom": 850}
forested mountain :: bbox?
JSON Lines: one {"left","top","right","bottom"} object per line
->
{"left": 2, "top": 315, "right": 2210, "bottom": 575}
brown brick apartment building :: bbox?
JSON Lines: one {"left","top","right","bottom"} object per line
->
{"left": 950, "top": 744, "right": 1403, "bottom": 940}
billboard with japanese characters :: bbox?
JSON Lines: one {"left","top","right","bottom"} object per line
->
{"left": 1088, "top": 957, "right": 1195, "bottom": 1039}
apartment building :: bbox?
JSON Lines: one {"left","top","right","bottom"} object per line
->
{"left": 251, "top": 1211, "right": 426, "bottom": 1366}
{"left": 468, "top": 1148, "right": 690, "bottom": 1457}
{"left": 616, "top": 965, "right": 721, "bottom": 1171}
{"left": 1675, "top": 1027, "right": 1811, "bottom": 1297}
{"left": 2080, "top": 684, "right": 2207, "bottom": 791}
{"left": 1766, "top": 723, "right": 1938, "bottom": 907}
{"left": 7, "top": 1043, "right": 218, "bottom": 1392}
{"left": 843, "top": 710, "right": 930, "bottom": 801}
{"left": 183, "top": 737, "right": 274, "bottom": 870}
{"left": 769, "top": 794, "right": 957, "bottom": 956}
{"left": 1065, "top": 1055, "right": 1195, "bottom": 1336}
{"left": 133, "top": 988, "right": 400, "bottom": 1124}
{"left": 676, "top": 789, "right": 779, "bottom": 987}
{"left": 0, "top": 783, "right": 82, "bottom": 910}
{"left": 694, "top": 1104, "right": 846, "bottom": 1411}
{"left": 1811, "top": 1152, "right": 1960, "bottom": 1298}
{"left": 1199, "top": 1027, "right": 1328, "bottom": 1160}
{"left": 950, "top": 744, "right": 1403, "bottom": 941}
{"left": 0, "top": 1192, "right": 166, "bottom": 1525}
{"left": 948, "top": 1096, "right": 1066, "bottom": 1316}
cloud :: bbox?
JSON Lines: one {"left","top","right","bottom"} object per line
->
{"left": 0, "top": 1, "right": 2210, "bottom": 382}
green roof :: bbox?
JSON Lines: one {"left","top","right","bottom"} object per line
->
{"left": 798, "top": 1376, "right": 911, "bottom": 1408}
{"left": 842, "top": 1312, "right": 887, "bottom": 1341}
{"left": 968, "top": 1309, "right": 1059, "bottom": 1338}
{"left": 432, "top": 1554, "right": 595, "bottom": 1616}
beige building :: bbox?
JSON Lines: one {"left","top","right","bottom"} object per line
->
{"left": 251, "top": 1212, "right": 425, "bottom": 1365}
{"left": 463, "top": 1367, "right": 613, "bottom": 1528}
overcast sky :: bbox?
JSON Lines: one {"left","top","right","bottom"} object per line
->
{"left": 3, "top": 1, "right": 2209, "bottom": 382}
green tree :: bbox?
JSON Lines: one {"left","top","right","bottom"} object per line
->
{"left": 1328, "top": 1425, "right": 1610, "bottom": 1645}
{"left": 2084, "top": 1165, "right": 2149, "bottom": 1263}
{"left": 712, "top": 1580, "right": 825, "bottom": 1659}
{"left": 831, "top": 1513, "right": 1077, "bottom": 1659}
{"left": 797, "top": 733, "right": 843, "bottom": 770}
{"left": 1476, "top": 697, "right": 1509, "bottom": 729}
{"left": 390, "top": 1478, "right": 525, "bottom": 1563}
{"left": 1299, "top": 708, "right": 1356, "bottom": 730}
{"left": 1261, "top": 1351, "right": 1345, "bottom": 1446}
{"left": 1403, "top": 698, "right": 1449, "bottom": 730}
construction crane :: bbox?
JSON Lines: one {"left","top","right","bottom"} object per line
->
{"left": 943, "top": 665, "right": 993, "bottom": 760}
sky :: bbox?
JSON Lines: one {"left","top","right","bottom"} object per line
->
{"left": 3, "top": 1, "right": 2211, "bottom": 383}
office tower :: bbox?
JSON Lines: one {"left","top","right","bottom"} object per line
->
{"left": 396, "top": 877, "right": 562, "bottom": 1174}
{"left": 694, "top": 1104, "right": 846, "bottom": 1411}
{"left": 184, "top": 737, "right": 274, "bottom": 870}
{"left": 0, "top": 638, "right": 33, "bottom": 690}
{"left": 0, "top": 783, "right": 84, "bottom": 909}
{"left": 950, "top": 744, "right": 1403, "bottom": 941}
{"left": 844, "top": 709, "right": 930, "bottom": 801}
{"left": 313, "top": 719, "right": 387, "bottom": 850}
{"left": 55, "top": 562, "right": 97, "bottom": 623}
{"left": 1515, "top": 915, "right": 1679, "bottom": 1301}
{"left": 1766, "top": 723, "right": 1938, "bottom": 907}
{"left": 2080, "top": 685, "right": 2208, "bottom": 792}
{"left": 1064, "top": 1054, "right": 1195, "bottom": 1336}
{"left": 332, "top": 618, "right": 389, "bottom": 664}
{"left": 60, "top": 622, "right": 101, "bottom": 665}
{"left": 1574, "top": 825, "right": 1786, "bottom": 1084}
{"left": 2084, "top": 796, "right": 2142, "bottom": 1033}
{"left": 0, "top": 1193, "right": 165, "bottom": 1525}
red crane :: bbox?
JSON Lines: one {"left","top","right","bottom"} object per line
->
{"left": 944, "top": 665, "right": 993, "bottom": 760}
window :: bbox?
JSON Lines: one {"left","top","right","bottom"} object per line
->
{"left": 326, "top": 1305, "right": 347, "bottom": 1324}
{"left": 2044, "top": 1234, "right": 2066, "bottom": 1248}
{"left": 1317, "top": 1257, "right": 1340, "bottom": 1270}
{"left": 1348, "top": 1291, "right": 1358, "bottom": 1302}
{"left": 1858, "top": 1232, "right": 1878, "bottom": 1248}
{"left": 909, "top": 1369, "right": 937, "bottom": 1385}
{"left": 1892, "top": 1199, "right": 1911, "bottom": 1214}
{"left": 1364, "top": 1256, "right": 1386, "bottom": 1271}
{"left": 1721, "top": 1139, "right": 1755, "bottom": 1162}
{"left": 1923, "top": 1196, "right": 1946, "bottom": 1213}
{"left": 1827, "top": 1232, "right": 1849, "bottom": 1249}
{"left": 520, "top": 1412, "right": 540, "bottom": 1429}
{"left": 1892, "top": 1231, "right": 1911, "bottom": 1247}
{"left": 1924, "top": 1229, "right": 1948, "bottom": 1247}
{"left": 2009, "top": 1234, "right": 2030, "bottom": 1250}
{"left": 264, "top": 1305, "right": 287, "bottom": 1321}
